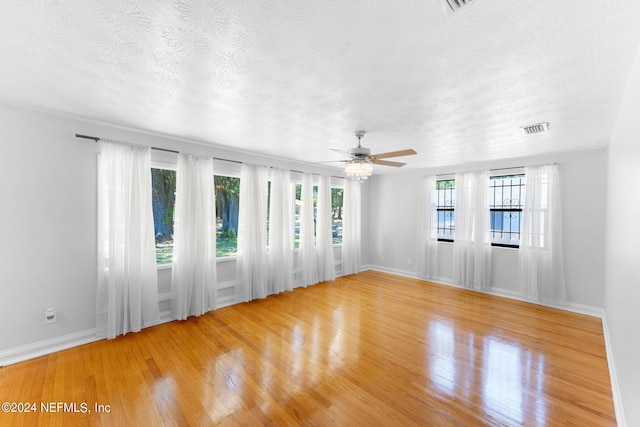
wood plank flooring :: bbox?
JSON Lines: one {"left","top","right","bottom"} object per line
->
{"left": 0, "top": 271, "right": 616, "bottom": 426}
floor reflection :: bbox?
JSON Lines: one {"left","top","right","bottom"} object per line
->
{"left": 482, "top": 337, "right": 547, "bottom": 426}
{"left": 202, "top": 349, "right": 245, "bottom": 423}
{"left": 427, "top": 320, "right": 547, "bottom": 425}
{"left": 482, "top": 337, "right": 524, "bottom": 424}
{"left": 429, "top": 320, "right": 456, "bottom": 396}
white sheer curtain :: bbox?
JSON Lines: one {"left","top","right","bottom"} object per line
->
{"left": 267, "top": 168, "right": 294, "bottom": 294}
{"left": 299, "top": 173, "right": 318, "bottom": 286}
{"left": 96, "top": 141, "right": 159, "bottom": 339}
{"left": 452, "top": 171, "right": 492, "bottom": 290}
{"left": 518, "top": 164, "right": 566, "bottom": 303}
{"left": 236, "top": 164, "right": 269, "bottom": 301}
{"left": 316, "top": 175, "right": 336, "bottom": 282}
{"left": 342, "top": 179, "right": 361, "bottom": 275}
{"left": 416, "top": 176, "right": 438, "bottom": 280}
{"left": 171, "top": 153, "right": 216, "bottom": 320}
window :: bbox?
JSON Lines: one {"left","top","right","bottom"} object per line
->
{"left": 293, "top": 183, "right": 318, "bottom": 249}
{"left": 214, "top": 175, "right": 240, "bottom": 257}
{"left": 436, "top": 179, "right": 455, "bottom": 241}
{"left": 331, "top": 187, "right": 343, "bottom": 244}
{"left": 489, "top": 174, "right": 525, "bottom": 247}
{"left": 151, "top": 168, "right": 176, "bottom": 265}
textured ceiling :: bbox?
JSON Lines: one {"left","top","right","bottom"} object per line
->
{"left": 1, "top": 0, "right": 640, "bottom": 170}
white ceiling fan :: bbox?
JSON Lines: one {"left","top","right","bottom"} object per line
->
{"left": 313, "top": 131, "right": 417, "bottom": 181}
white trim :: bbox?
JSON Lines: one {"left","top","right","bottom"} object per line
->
{"left": 159, "top": 310, "right": 173, "bottom": 324}
{"left": 216, "top": 255, "right": 237, "bottom": 263}
{"left": 0, "top": 329, "right": 100, "bottom": 367}
{"left": 602, "top": 315, "right": 627, "bottom": 427}
{"left": 216, "top": 295, "right": 238, "bottom": 309}
{"left": 159, "top": 291, "right": 171, "bottom": 302}
{"left": 364, "top": 265, "right": 605, "bottom": 317}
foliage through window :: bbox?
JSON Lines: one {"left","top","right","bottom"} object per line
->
{"left": 490, "top": 175, "right": 525, "bottom": 247}
{"left": 294, "top": 184, "right": 318, "bottom": 249}
{"left": 153, "top": 169, "right": 340, "bottom": 262}
{"left": 436, "top": 179, "right": 455, "bottom": 241}
{"left": 331, "top": 187, "right": 343, "bottom": 244}
{"left": 214, "top": 175, "right": 240, "bottom": 257}
{"left": 151, "top": 168, "right": 176, "bottom": 264}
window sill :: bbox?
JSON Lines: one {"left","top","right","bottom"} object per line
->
{"left": 216, "top": 256, "right": 237, "bottom": 263}
{"left": 157, "top": 245, "right": 342, "bottom": 269}
{"left": 156, "top": 256, "right": 238, "bottom": 270}
{"left": 491, "top": 244, "right": 520, "bottom": 250}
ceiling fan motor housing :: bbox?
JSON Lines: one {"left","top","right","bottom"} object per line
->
{"left": 348, "top": 146, "right": 371, "bottom": 159}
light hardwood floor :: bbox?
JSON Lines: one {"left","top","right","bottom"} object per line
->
{"left": 0, "top": 271, "right": 615, "bottom": 426}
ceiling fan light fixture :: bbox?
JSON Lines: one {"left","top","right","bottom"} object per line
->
{"left": 344, "top": 161, "right": 373, "bottom": 181}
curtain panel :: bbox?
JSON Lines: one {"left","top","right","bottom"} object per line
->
{"left": 316, "top": 175, "right": 336, "bottom": 282}
{"left": 171, "top": 153, "right": 216, "bottom": 320}
{"left": 416, "top": 176, "right": 438, "bottom": 280}
{"left": 96, "top": 141, "right": 159, "bottom": 339}
{"left": 236, "top": 164, "right": 269, "bottom": 301}
{"left": 452, "top": 171, "right": 492, "bottom": 290}
{"left": 342, "top": 179, "right": 362, "bottom": 275}
{"left": 267, "top": 168, "right": 294, "bottom": 294}
{"left": 299, "top": 173, "right": 318, "bottom": 286}
{"left": 518, "top": 164, "right": 566, "bottom": 304}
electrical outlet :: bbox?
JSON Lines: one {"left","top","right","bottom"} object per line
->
{"left": 408, "top": 258, "right": 413, "bottom": 266}
{"left": 45, "top": 308, "right": 56, "bottom": 324}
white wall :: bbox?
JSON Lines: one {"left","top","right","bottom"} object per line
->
{"left": 0, "top": 103, "right": 341, "bottom": 359}
{"left": 0, "top": 104, "right": 98, "bottom": 352}
{"left": 605, "top": 41, "right": 640, "bottom": 426}
{"left": 364, "top": 148, "right": 608, "bottom": 311}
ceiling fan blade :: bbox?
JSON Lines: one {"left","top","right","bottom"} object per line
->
{"left": 330, "top": 148, "right": 356, "bottom": 158}
{"left": 370, "top": 148, "right": 417, "bottom": 160}
{"left": 372, "top": 159, "right": 407, "bottom": 167}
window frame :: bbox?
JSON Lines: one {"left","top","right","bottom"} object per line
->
{"left": 489, "top": 172, "right": 525, "bottom": 249}
{"left": 214, "top": 173, "right": 241, "bottom": 259}
{"left": 150, "top": 165, "right": 177, "bottom": 268}
{"left": 435, "top": 178, "right": 455, "bottom": 242}
{"left": 330, "top": 185, "right": 344, "bottom": 246}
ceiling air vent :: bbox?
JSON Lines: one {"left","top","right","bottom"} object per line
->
{"left": 522, "top": 122, "right": 550, "bottom": 135}
{"left": 444, "top": 0, "right": 473, "bottom": 12}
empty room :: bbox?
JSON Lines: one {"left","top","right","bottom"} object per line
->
{"left": 1, "top": 0, "right": 640, "bottom": 425}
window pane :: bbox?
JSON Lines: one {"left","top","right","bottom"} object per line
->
{"left": 436, "top": 179, "right": 455, "bottom": 240}
{"left": 313, "top": 185, "right": 318, "bottom": 244}
{"left": 331, "top": 187, "right": 343, "bottom": 244}
{"left": 151, "top": 168, "right": 176, "bottom": 265}
{"left": 214, "top": 175, "right": 240, "bottom": 257}
{"left": 294, "top": 183, "right": 319, "bottom": 247}
{"left": 489, "top": 174, "right": 525, "bottom": 246}
{"left": 294, "top": 183, "right": 301, "bottom": 249}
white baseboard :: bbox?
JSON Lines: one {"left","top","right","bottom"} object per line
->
{"left": 0, "top": 329, "right": 99, "bottom": 367}
{"left": 601, "top": 315, "right": 627, "bottom": 427}
{"left": 361, "top": 264, "right": 417, "bottom": 279}
{"left": 364, "top": 265, "right": 605, "bottom": 318}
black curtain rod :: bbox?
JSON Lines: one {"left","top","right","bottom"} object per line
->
{"left": 490, "top": 163, "right": 557, "bottom": 172}
{"left": 76, "top": 133, "right": 179, "bottom": 154}
{"left": 76, "top": 133, "right": 343, "bottom": 177}
{"left": 77, "top": 133, "right": 239, "bottom": 162}
{"left": 490, "top": 166, "right": 525, "bottom": 172}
